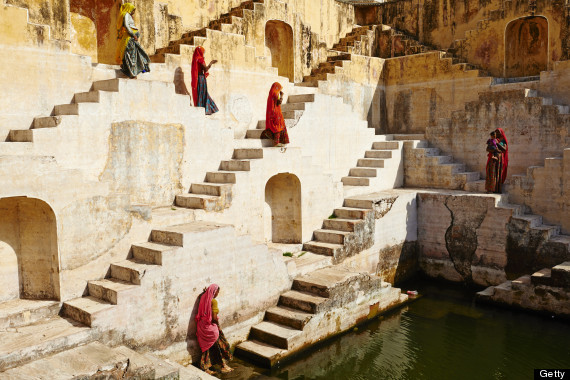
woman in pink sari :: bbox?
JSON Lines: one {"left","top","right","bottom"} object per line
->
{"left": 196, "top": 284, "right": 233, "bottom": 374}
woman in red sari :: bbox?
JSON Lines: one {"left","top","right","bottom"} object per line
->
{"left": 261, "top": 82, "right": 290, "bottom": 147}
{"left": 484, "top": 128, "right": 508, "bottom": 193}
{"left": 191, "top": 47, "right": 218, "bottom": 115}
{"left": 196, "top": 284, "right": 232, "bottom": 374}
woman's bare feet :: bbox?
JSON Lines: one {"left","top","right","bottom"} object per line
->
{"left": 204, "top": 368, "right": 215, "bottom": 375}
{"left": 221, "top": 364, "right": 234, "bottom": 373}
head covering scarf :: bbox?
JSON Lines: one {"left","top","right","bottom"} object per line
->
{"left": 495, "top": 128, "right": 509, "bottom": 183}
{"left": 195, "top": 284, "right": 220, "bottom": 352}
{"left": 116, "top": 3, "right": 136, "bottom": 63}
{"left": 191, "top": 46, "right": 208, "bottom": 107}
{"left": 265, "top": 82, "right": 285, "bottom": 134}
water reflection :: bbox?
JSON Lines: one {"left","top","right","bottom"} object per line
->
{"left": 213, "top": 279, "right": 570, "bottom": 380}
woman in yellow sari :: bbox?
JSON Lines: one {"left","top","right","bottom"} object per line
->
{"left": 117, "top": 3, "right": 150, "bottom": 78}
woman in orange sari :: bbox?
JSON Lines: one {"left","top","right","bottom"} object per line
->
{"left": 261, "top": 82, "right": 289, "bottom": 147}
{"left": 191, "top": 46, "right": 219, "bottom": 115}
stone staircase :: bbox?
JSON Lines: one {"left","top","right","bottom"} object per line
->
{"left": 477, "top": 261, "right": 570, "bottom": 318}
{"left": 0, "top": 341, "right": 188, "bottom": 379}
{"left": 235, "top": 266, "right": 405, "bottom": 367}
{"left": 0, "top": 299, "right": 95, "bottom": 372}
{"left": 175, "top": 91, "right": 313, "bottom": 211}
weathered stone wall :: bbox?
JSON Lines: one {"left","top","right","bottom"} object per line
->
{"left": 365, "top": 0, "right": 569, "bottom": 77}
{"left": 509, "top": 149, "right": 570, "bottom": 234}
{"left": 383, "top": 52, "right": 492, "bottom": 134}
{"left": 5, "top": 0, "right": 70, "bottom": 41}
{"left": 426, "top": 88, "right": 570, "bottom": 180}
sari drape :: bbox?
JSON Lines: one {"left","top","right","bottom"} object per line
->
{"left": 262, "top": 82, "right": 289, "bottom": 146}
{"left": 196, "top": 284, "right": 220, "bottom": 352}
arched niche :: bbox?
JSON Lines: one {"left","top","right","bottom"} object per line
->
{"left": 0, "top": 197, "right": 60, "bottom": 301}
{"left": 264, "top": 173, "right": 302, "bottom": 243}
{"left": 265, "top": 20, "right": 294, "bottom": 82}
{"left": 505, "top": 16, "right": 548, "bottom": 78}
{"left": 70, "top": 0, "right": 121, "bottom": 64}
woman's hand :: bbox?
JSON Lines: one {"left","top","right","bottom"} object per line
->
{"left": 210, "top": 60, "right": 218, "bottom": 66}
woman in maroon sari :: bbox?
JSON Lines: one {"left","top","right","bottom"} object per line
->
{"left": 484, "top": 128, "right": 508, "bottom": 193}
{"left": 196, "top": 284, "right": 232, "bottom": 374}
{"left": 261, "top": 82, "right": 289, "bottom": 147}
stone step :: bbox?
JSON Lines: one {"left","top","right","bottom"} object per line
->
{"left": 302, "top": 241, "right": 343, "bottom": 257}
{"left": 7, "top": 129, "right": 33, "bottom": 142}
{"left": 0, "top": 299, "right": 60, "bottom": 330}
{"left": 62, "top": 296, "right": 114, "bottom": 327}
{"left": 0, "top": 316, "right": 94, "bottom": 372}
{"left": 264, "top": 306, "right": 312, "bottom": 330}
{"left": 233, "top": 148, "right": 263, "bottom": 159}
{"left": 54, "top": 103, "right": 79, "bottom": 115}
{"left": 512, "top": 214, "right": 543, "bottom": 228}
{"left": 492, "top": 281, "right": 512, "bottom": 298}
{"left": 497, "top": 203, "right": 523, "bottom": 216}
{"left": 476, "top": 286, "right": 495, "bottom": 300}
{"left": 292, "top": 267, "right": 374, "bottom": 298}
{"left": 205, "top": 171, "right": 237, "bottom": 184}
{"left": 532, "top": 224, "right": 561, "bottom": 239}
{"left": 110, "top": 259, "right": 157, "bottom": 285}
{"left": 278, "top": 290, "right": 328, "bottom": 314}
{"left": 343, "top": 197, "right": 376, "bottom": 209}
{"left": 190, "top": 182, "right": 233, "bottom": 196}
{"left": 341, "top": 176, "right": 370, "bottom": 186}
{"left": 281, "top": 102, "right": 306, "bottom": 112}
{"left": 33, "top": 116, "right": 63, "bottom": 129}
{"left": 234, "top": 340, "right": 286, "bottom": 368}
{"left": 246, "top": 129, "right": 264, "bottom": 139}
{"left": 456, "top": 171, "right": 481, "bottom": 182}
{"left": 92, "top": 78, "right": 120, "bottom": 92}
{"left": 87, "top": 279, "right": 139, "bottom": 305}
{"left": 313, "top": 229, "right": 350, "bottom": 245}
{"left": 511, "top": 275, "right": 531, "bottom": 291}
{"left": 1, "top": 342, "right": 179, "bottom": 379}
{"left": 551, "top": 262, "right": 570, "bottom": 288}
{"left": 220, "top": 159, "right": 252, "bottom": 171}
{"left": 548, "top": 235, "right": 570, "bottom": 250}
{"left": 440, "top": 163, "right": 465, "bottom": 174}
{"left": 150, "top": 222, "right": 229, "bottom": 248}
{"left": 372, "top": 141, "right": 399, "bottom": 150}
{"left": 175, "top": 193, "right": 220, "bottom": 210}
{"left": 249, "top": 321, "right": 303, "bottom": 350}
{"left": 74, "top": 91, "right": 100, "bottom": 103}
{"left": 287, "top": 94, "right": 315, "bottom": 103}
{"left": 392, "top": 134, "right": 425, "bottom": 140}
{"left": 349, "top": 167, "right": 378, "bottom": 177}
{"left": 428, "top": 155, "right": 453, "bottom": 164}
{"left": 334, "top": 207, "right": 369, "bottom": 219}
{"left": 365, "top": 150, "right": 392, "bottom": 159}
{"left": 357, "top": 158, "right": 384, "bottom": 168}
{"left": 322, "top": 218, "right": 363, "bottom": 232}
{"left": 131, "top": 241, "right": 180, "bottom": 264}
{"left": 282, "top": 110, "right": 303, "bottom": 120}
{"left": 531, "top": 268, "right": 552, "bottom": 286}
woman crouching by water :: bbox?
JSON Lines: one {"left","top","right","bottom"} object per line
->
{"left": 261, "top": 82, "right": 290, "bottom": 147}
{"left": 196, "top": 284, "right": 233, "bottom": 375}
{"left": 116, "top": 3, "right": 150, "bottom": 78}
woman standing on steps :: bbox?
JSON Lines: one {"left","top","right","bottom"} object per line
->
{"left": 261, "top": 82, "right": 290, "bottom": 147}
{"left": 191, "top": 47, "right": 219, "bottom": 115}
{"left": 484, "top": 128, "right": 508, "bottom": 193}
{"left": 196, "top": 284, "right": 233, "bottom": 375}
{"left": 116, "top": 3, "right": 151, "bottom": 79}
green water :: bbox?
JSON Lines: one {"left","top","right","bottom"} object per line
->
{"left": 220, "top": 279, "right": 570, "bottom": 380}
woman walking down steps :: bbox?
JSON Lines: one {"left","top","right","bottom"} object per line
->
{"left": 116, "top": 3, "right": 151, "bottom": 79}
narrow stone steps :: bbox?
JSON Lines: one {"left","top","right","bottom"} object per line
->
{"left": 349, "top": 167, "right": 378, "bottom": 177}
{"left": 0, "top": 299, "right": 60, "bottom": 330}
{"left": 7, "top": 129, "right": 33, "bottom": 142}
{"left": 264, "top": 306, "right": 312, "bottom": 330}
{"left": 334, "top": 207, "right": 369, "bottom": 219}
{"left": 313, "top": 229, "right": 351, "bottom": 245}
{"left": 372, "top": 141, "right": 399, "bottom": 150}
{"left": 511, "top": 214, "right": 543, "bottom": 228}
{"left": 131, "top": 241, "right": 180, "bottom": 265}
{"left": 531, "top": 268, "right": 551, "bottom": 286}
{"left": 220, "top": 159, "right": 252, "bottom": 171}
{"left": 234, "top": 340, "right": 286, "bottom": 368}
{"left": 302, "top": 241, "right": 343, "bottom": 257}
{"left": 287, "top": 94, "right": 315, "bottom": 103}
{"left": 175, "top": 193, "right": 220, "bottom": 210}
{"left": 281, "top": 102, "right": 306, "bottom": 112}
{"left": 322, "top": 218, "right": 363, "bottom": 232}
{"left": 341, "top": 176, "right": 370, "bottom": 186}
{"left": 551, "top": 262, "right": 570, "bottom": 288}
{"left": 365, "top": 150, "right": 393, "bottom": 159}
{"left": 246, "top": 129, "right": 264, "bottom": 139}
{"left": 190, "top": 182, "right": 233, "bottom": 196}
{"left": 393, "top": 134, "right": 425, "bottom": 140}
{"left": 278, "top": 290, "right": 327, "bottom": 314}
{"left": 110, "top": 259, "right": 157, "bottom": 285}
{"left": 357, "top": 158, "right": 385, "bottom": 168}
{"left": 0, "top": 316, "right": 94, "bottom": 372}
{"left": 74, "top": 90, "right": 100, "bottom": 103}
{"left": 249, "top": 321, "right": 303, "bottom": 349}
{"left": 511, "top": 275, "right": 531, "bottom": 291}
{"left": 233, "top": 148, "right": 263, "bottom": 159}
{"left": 205, "top": 171, "right": 237, "bottom": 184}
{"left": 87, "top": 279, "right": 139, "bottom": 305}
{"left": 61, "top": 296, "right": 113, "bottom": 327}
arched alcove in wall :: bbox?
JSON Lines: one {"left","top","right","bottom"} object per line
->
{"left": 265, "top": 20, "right": 294, "bottom": 82}
{"left": 0, "top": 197, "right": 60, "bottom": 301}
{"left": 505, "top": 16, "right": 548, "bottom": 78}
{"left": 265, "top": 173, "right": 302, "bottom": 243}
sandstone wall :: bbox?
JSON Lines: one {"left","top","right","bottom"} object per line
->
{"left": 383, "top": 52, "right": 492, "bottom": 134}
{"left": 366, "top": 0, "right": 569, "bottom": 77}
